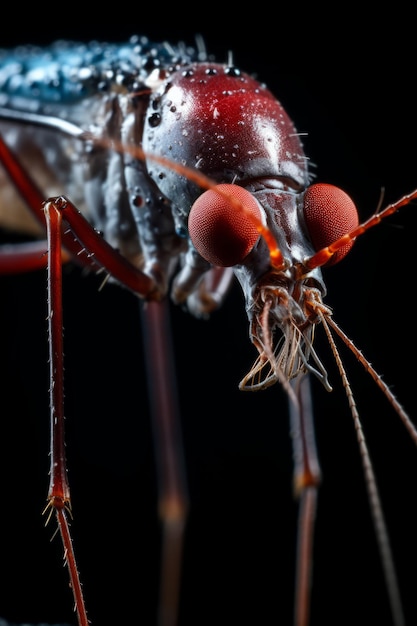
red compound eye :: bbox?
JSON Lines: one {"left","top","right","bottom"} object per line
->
{"left": 188, "top": 184, "right": 262, "bottom": 267}
{"left": 303, "top": 183, "right": 359, "bottom": 266}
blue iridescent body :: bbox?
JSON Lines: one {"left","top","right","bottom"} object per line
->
{"left": 0, "top": 36, "right": 199, "bottom": 104}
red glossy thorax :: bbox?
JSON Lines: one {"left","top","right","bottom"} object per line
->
{"left": 144, "top": 63, "right": 309, "bottom": 204}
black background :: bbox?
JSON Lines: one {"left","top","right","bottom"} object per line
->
{"left": 0, "top": 10, "right": 417, "bottom": 626}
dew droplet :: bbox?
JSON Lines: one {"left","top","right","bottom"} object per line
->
{"left": 148, "top": 112, "right": 161, "bottom": 127}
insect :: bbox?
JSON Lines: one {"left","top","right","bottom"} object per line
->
{"left": 0, "top": 33, "right": 414, "bottom": 619}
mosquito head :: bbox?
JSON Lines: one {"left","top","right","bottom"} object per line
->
{"left": 186, "top": 180, "right": 358, "bottom": 393}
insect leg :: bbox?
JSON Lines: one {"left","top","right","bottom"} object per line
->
{"left": 141, "top": 299, "right": 189, "bottom": 626}
{"left": 43, "top": 199, "right": 88, "bottom": 626}
{"left": 289, "top": 373, "right": 321, "bottom": 626}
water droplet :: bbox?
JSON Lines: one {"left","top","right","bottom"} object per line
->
{"left": 148, "top": 112, "right": 161, "bottom": 127}
{"left": 142, "top": 56, "right": 160, "bottom": 71}
{"left": 132, "top": 195, "right": 144, "bottom": 208}
{"left": 176, "top": 225, "right": 188, "bottom": 238}
{"left": 225, "top": 66, "right": 241, "bottom": 77}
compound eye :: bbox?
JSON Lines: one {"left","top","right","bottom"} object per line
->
{"left": 188, "top": 184, "right": 262, "bottom": 267}
{"left": 303, "top": 183, "right": 359, "bottom": 266}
